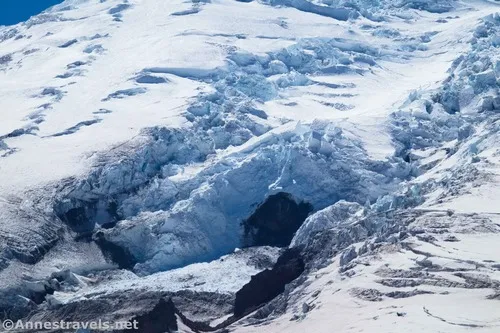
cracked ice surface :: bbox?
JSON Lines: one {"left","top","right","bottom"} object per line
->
{"left": 0, "top": 0, "right": 499, "bottom": 329}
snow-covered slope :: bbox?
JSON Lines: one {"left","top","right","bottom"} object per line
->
{"left": 0, "top": 0, "right": 499, "bottom": 332}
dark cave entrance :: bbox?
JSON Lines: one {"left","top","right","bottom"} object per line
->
{"left": 242, "top": 192, "right": 313, "bottom": 248}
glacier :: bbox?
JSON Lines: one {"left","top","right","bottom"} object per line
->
{"left": 0, "top": 0, "right": 499, "bottom": 332}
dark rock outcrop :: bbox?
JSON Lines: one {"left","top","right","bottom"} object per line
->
{"left": 58, "top": 205, "right": 96, "bottom": 234}
{"left": 93, "top": 231, "right": 137, "bottom": 269}
{"left": 131, "top": 298, "right": 178, "bottom": 333}
{"left": 234, "top": 248, "right": 305, "bottom": 317}
{"left": 5, "top": 248, "right": 302, "bottom": 332}
{"left": 22, "top": 289, "right": 233, "bottom": 332}
{"left": 243, "top": 192, "right": 313, "bottom": 247}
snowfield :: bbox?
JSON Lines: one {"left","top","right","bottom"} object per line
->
{"left": 0, "top": 0, "right": 499, "bottom": 332}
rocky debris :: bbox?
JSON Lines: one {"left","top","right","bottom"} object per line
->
{"left": 351, "top": 287, "right": 434, "bottom": 302}
{"left": 24, "top": 290, "right": 234, "bottom": 332}
{"left": 416, "top": 258, "right": 440, "bottom": 269}
{"left": 0, "top": 246, "right": 281, "bottom": 325}
{"left": 19, "top": 295, "right": 194, "bottom": 333}
{"left": 0, "top": 3, "right": 498, "bottom": 333}
{"left": 375, "top": 267, "right": 431, "bottom": 279}
{"left": 385, "top": 289, "right": 434, "bottom": 299}
{"left": 130, "top": 298, "right": 178, "bottom": 333}
{"left": 234, "top": 248, "right": 305, "bottom": 317}
{"left": 25, "top": 291, "right": 168, "bottom": 330}
{"left": 0, "top": 294, "right": 37, "bottom": 323}
{"left": 243, "top": 192, "right": 313, "bottom": 247}
{"left": 123, "top": 257, "right": 310, "bottom": 333}
{"left": 93, "top": 230, "right": 137, "bottom": 270}
{"left": 244, "top": 247, "right": 284, "bottom": 270}
{"left": 169, "top": 290, "right": 234, "bottom": 323}
{"left": 349, "top": 288, "right": 384, "bottom": 302}
{"left": 235, "top": 205, "right": 500, "bottom": 322}
{"left": 376, "top": 277, "right": 466, "bottom": 289}
{"left": 454, "top": 272, "right": 500, "bottom": 289}
{"left": 0, "top": 271, "right": 86, "bottom": 322}
{"left": 48, "top": 269, "right": 94, "bottom": 292}
{"left": 3, "top": 247, "right": 303, "bottom": 332}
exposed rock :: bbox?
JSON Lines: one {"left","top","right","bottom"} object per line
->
{"left": 0, "top": 2, "right": 498, "bottom": 332}
{"left": 131, "top": 298, "right": 178, "bottom": 333}
{"left": 454, "top": 272, "right": 500, "bottom": 289}
{"left": 243, "top": 192, "right": 313, "bottom": 247}
{"left": 234, "top": 248, "right": 305, "bottom": 317}
{"left": 93, "top": 230, "right": 137, "bottom": 269}
{"left": 376, "top": 278, "right": 467, "bottom": 289}
{"left": 349, "top": 288, "right": 383, "bottom": 302}
{"left": 24, "top": 289, "right": 234, "bottom": 332}
{"left": 385, "top": 289, "right": 434, "bottom": 298}
{"left": 171, "top": 290, "right": 234, "bottom": 323}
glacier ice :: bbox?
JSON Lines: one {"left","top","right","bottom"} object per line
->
{"left": 53, "top": 118, "right": 413, "bottom": 274}
{"left": 0, "top": 0, "right": 499, "bottom": 327}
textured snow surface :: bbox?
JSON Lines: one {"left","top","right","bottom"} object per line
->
{"left": 52, "top": 246, "right": 283, "bottom": 303}
{"left": 0, "top": 0, "right": 499, "bottom": 331}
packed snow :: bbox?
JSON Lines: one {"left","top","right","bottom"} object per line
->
{"left": 0, "top": 0, "right": 499, "bottom": 332}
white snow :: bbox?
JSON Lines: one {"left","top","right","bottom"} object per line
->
{"left": 0, "top": 0, "right": 499, "bottom": 331}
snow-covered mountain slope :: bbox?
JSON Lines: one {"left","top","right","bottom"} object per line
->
{"left": 0, "top": 0, "right": 499, "bottom": 332}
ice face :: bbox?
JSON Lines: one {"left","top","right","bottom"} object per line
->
{"left": 0, "top": 0, "right": 499, "bottom": 324}
{"left": 56, "top": 119, "right": 411, "bottom": 274}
